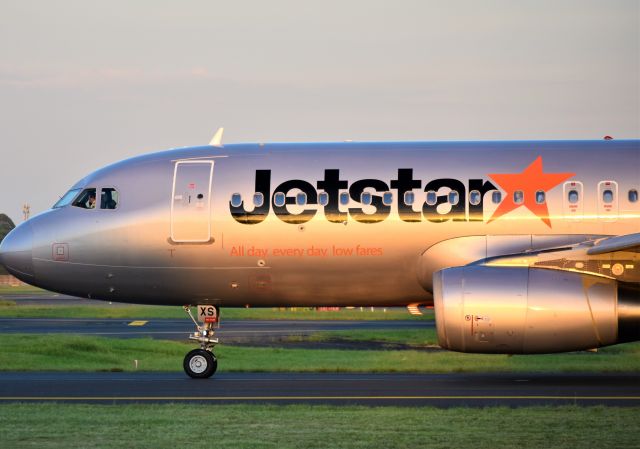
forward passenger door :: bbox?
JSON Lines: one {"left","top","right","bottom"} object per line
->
{"left": 171, "top": 160, "right": 214, "bottom": 243}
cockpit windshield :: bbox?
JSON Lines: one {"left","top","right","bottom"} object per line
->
{"left": 52, "top": 188, "right": 81, "bottom": 209}
{"left": 72, "top": 188, "right": 97, "bottom": 209}
{"left": 53, "top": 187, "right": 119, "bottom": 210}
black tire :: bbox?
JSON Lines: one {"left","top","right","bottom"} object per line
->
{"left": 183, "top": 349, "right": 217, "bottom": 378}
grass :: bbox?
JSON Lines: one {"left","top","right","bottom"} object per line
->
{"left": 0, "top": 403, "right": 637, "bottom": 449}
{"left": 0, "top": 284, "right": 46, "bottom": 294}
{"left": 0, "top": 305, "right": 188, "bottom": 319}
{"left": 307, "top": 328, "right": 439, "bottom": 346}
{"left": 0, "top": 302, "right": 433, "bottom": 320}
{"left": 0, "top": 334, "right": 638, "bottom": 373}
{"left": 0, "top": 283, "right": 38, "bottom": 292}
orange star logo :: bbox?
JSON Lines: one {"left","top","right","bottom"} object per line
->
{"left": 487, "top": 156, "right": 574, "bottom": 227}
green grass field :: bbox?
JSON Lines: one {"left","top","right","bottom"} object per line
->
{"left": 0, "top": 284, "right": 46, "bottom": 294}
{"left": 0, "top": 333, "right": 638, "bottom": 373}
{"left": 308, "top": 328, "right": 439, "bottom": 346}
{"left": 0, "top": 403, "right": 637, "bottom": 449}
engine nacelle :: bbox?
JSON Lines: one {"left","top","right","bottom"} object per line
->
{"left": 434, "top": 266, "right": 640, "bottom": 354}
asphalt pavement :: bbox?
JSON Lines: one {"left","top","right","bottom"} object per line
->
{"left": 0, "top": 372, "right": 637, "bottom": 407}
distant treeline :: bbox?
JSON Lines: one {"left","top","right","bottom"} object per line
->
{"left": 0, "top": 214, "right": 16, "bottom": 275}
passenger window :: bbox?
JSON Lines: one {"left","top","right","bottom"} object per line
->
{"left": 253, "top": 192, "right": 264, "bottom": 207}
{"left": 360, "top": 192, "right": 372, "bottom": 206}
{"left": 230, "top": 193, "right": 242, "bottom": 207}
{"left": 426, "top": 190, "right": 437, "bottom": 206}
{"left": 72, "top": 188, "right": 97, "bottom": 209}
{"left": 603, "top": 189, "right": 614, "bottom": 204}
{"left": 339, "top": 192, "right": 350, "bottom": 205}
{"left": 513, "top": 190, "right": 524, "bottom": 204}
{"left": 100, "top": 188, "right": 119, "bottom": 210}
{"left": 296, "top": 192, "right": 307, "bottom": 206}
{"left": 628, "top": 189, "right": 638, "bottom": 203}
{"left": 469, "top": 190, "right": 480, "bottom": 206}
{"left": 274, "top": 192, "right": 286, "bottom": 207}
{"left": 568, "top": 190, "right": 579, "bottom": 204}
{"left": 535, "top": 191, "right": 545, "bottom": 204}
{"left": 448, "top": 191, "right": 459, "bottom": 205}
{"left": 318, "top": 192, "right": 329, "bottom": 206}
{"left": 382, "top": 192, "right": 393, "bottom": 206}
{"left": 404, "top": 191, "right": 415, "bottom": 205}
{"left": 492, "top": 191, "right": 502, "bottom": 204}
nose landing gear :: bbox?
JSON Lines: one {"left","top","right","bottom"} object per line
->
{"left": 184, "top": 348, "right": 217, "bottom": 378}
{"left": 183, "top": 305, "right": 219, "bottom": 379}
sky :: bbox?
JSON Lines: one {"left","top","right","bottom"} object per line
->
{"left": 0, "top": 0, "right": 638, "bottom": 223}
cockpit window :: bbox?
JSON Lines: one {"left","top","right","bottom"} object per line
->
{"left": 72, "top": 188, "right": 97, "bottom": 209}
{"left": 100, "top": 188, "right": 119, "bottom": 210}
{"left": 52, "top": 189, "right": 81, "bottom": 209}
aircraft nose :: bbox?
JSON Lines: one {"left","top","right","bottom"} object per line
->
{"left": 0, "top": 222, "right": 34, "bottom": 280}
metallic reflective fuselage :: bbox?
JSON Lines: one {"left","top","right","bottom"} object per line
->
{"left": 2, "top": 140, "right": 639, "bottom": 307}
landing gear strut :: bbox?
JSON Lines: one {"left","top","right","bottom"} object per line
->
{"left": 183, "top": 305, "right": 219, "bottom": 378}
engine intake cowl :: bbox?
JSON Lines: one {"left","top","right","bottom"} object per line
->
{"left": 434, "top": 266, "right": 639, "bottom": 354}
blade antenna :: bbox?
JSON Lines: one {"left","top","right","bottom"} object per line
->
{"left": 209, "top": 127, "right": 224, "bottom": 147}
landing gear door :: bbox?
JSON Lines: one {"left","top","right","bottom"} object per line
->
{"left": 171, "top": 160, "right": 214, "bottom": 243}
{"left": 597, "top": 181, "right": 618, "bottom": 222}
{"left": 563, "top": 181, "right": 583, "bottom": 221}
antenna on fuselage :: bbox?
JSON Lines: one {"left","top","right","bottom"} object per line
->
{"left": 209, "top": 127, "right": 224, "bottom": 147}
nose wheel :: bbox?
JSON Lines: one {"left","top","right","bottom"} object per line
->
{"left": 183, "top": 305, "right": 219, "bottom": 379}
{"left": 184, "top": 348, "right": 217, "bottom": 378}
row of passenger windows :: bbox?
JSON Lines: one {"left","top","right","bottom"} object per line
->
{"left": 232, "top": 190, "right": 504, "bottom": 208}
{"left": 231, "top": 188, "right": 640, "bottom": 208}
{"left": 52, "top": 187, "right": 119, "bottom": 210}
{"left": 232, "top": 190, "right": 490, "bottom": 208}
{"left": 566, "top": 188, "right": 638, "bottom": 205}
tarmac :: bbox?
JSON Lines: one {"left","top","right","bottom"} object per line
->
{"left": 0, "top": 372, "right": 637, "bottom": 407}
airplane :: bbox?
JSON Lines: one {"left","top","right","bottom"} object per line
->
{"left": 0, "top": 129, "right": 638, "bottom": 378}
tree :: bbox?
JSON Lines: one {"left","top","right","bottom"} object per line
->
{"left": 0, "top": 214, "right": 15, "bottom": 242}
{"left": 0, "top": 214, "right": 16, "bottom": 275}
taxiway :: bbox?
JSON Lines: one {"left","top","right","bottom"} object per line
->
{"left": 0, "top": 372, "right": 637, "bottom": 407}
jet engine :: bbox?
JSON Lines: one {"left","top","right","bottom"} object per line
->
{"left": 433, "top": 266, "right": 640, "bottom": 354}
